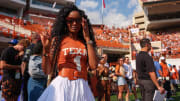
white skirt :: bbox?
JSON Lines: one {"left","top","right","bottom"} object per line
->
{"left": 38, "top": 76, "right": 95, "bottom": 101}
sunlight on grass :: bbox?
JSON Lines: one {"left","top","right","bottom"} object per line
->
{"left": 95, "top": 86, "right": 180, "bottom": 101}
{"left": 95, "top": 88, "right": 142, "bottom": 101}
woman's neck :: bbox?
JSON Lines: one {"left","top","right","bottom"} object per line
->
{"left": 68, "top": 32, "right": 78, "bottom": 40}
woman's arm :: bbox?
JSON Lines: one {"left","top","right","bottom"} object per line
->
{"left": 82, "top": 18, "right": 97, "bottom": 69}
{"left": 115, "top": 65, "right": 125, "bottom": 78}
{"left": 133, "top": 70, "right": 138, "bottom": 85}
{"left": 86, "top": 42, "right": 98, "bottom": 69}
{"left": 1, "top": 60, "right": 20, "bottom": 70}
{"left": 21, "top": 62, "right": 26, "bottom": 75}
{"left": 42, "top": 37, "right": 58, "bottom": 75}
{"left": 115, "top": 64, "right": 121, "bottom": 76}
{"left": 40, "top": 31, "right": 58, "bottom": 75}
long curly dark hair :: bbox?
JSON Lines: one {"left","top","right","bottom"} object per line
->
{"left": 51, "top": 4, "right": 96, "bottom": 65}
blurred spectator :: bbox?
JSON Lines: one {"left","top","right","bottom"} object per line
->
{"left": 160, "top": 56, "right": 172, "bottom": 100}
{"left": 96, "top": 54, "right": 110, "bottom": 101}
{"left": 0, "top": 39, "right": 30, "bottom": 101}
{"left": 170, "top": 65, "right": 179, "bottom": 95}
{"left": 109, "top": 66, "right": 118, "bottom": 95}
{"left": 136, "top": 38, "right": 164, "bottom": 101}
{"left": 178, "top": 66, "right": 180, "bottom": 81}
{"left": 123, "top": 57, "right": 139, "bottom": 101}
{"left": 153, "top": 56, "right": 163, "bottom": 85}
{"left": 115, "top": 58, "right": 129, "bottom": 101}
{"left": 27, "top": 41, "right": 47, "bottom": 101}
{"left": 21, "top": 32, "right": 40, "bottom": 101}
{"left": 8, "top": 39, "right": 18, "bottom": 47}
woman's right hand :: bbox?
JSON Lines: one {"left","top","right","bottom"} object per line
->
{"left": 158, "top": 86, "right": 165, "bottom": 94}
{"left": 40, "top": 32, "right": 51, "bottom": 52}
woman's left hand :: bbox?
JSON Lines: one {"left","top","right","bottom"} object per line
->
{"left": 40, "top": 31, "right": 51, "bottom": 53}
{"left": 82, "top": 18, "right": 90, "bottom": 41}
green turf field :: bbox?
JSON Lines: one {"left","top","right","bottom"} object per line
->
{"left": 96, "top": 86, "right": 180, "bottom": 101}
{"left": 95, "top": 92, "right": 142, "bottom": 101}
{"left": 171, "top": 88, "right": 180, "bottom": 101}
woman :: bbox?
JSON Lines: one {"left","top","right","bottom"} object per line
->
{"left": 38, "top": 4, "right": 97, "bottom": 101}
{"left": 28, "top": 41, "right": 47, "bottom": 101}
{"left": 115, "top": 58, "right": 129, "bottom": 101}
{"left": 96, "top": 56, "right": 110, "bottom": 101}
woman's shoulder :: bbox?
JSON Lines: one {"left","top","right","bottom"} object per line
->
{"left": 60, "top": 36, "right": 73, "bottom": 43}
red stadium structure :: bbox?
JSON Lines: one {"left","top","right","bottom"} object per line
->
{"left": 0, "top": 0, "right": 75, "bottom": 53}
{"left": 0, "top": 0, "right": 180, "bottom": 63}
{"left": 131, "top": 0, "right": 180, "bottom": 64}
{"left": 0, "top": 0, "right": 131, "bottom": 63}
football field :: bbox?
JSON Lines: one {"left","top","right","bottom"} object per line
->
{"left": 0, "top": 86, "right": 180, "bottom": 101}
{"left": 96, "top": 86, "right": 180, "bottom": 101}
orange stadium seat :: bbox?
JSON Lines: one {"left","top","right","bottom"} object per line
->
{"left": 94, "top": 27, "right": 130, "bottom": 48}
{"left": 0, "top": 14, "right": 51, "bottom": 39}
{"left": 19, "top": 33, "right": 26, "bottom": 38}
{"left": 30, "top": 16, "right": 54, "bottom": 26}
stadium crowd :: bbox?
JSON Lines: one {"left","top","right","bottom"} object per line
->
{"left": 1, "top": 38, "right": 180, "bottom": 101}
{"left": 131, "top": 31, "right": 180, "bottom": 59}
{"left": 1, "top": 14, "right": 180, "bottom": 59}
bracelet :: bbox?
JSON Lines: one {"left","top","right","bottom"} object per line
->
{"left": 87, "top": 40, "right": 93, "bottom": 44}
{"left": 48, "top": 75, "right": 51, "bottom": 80}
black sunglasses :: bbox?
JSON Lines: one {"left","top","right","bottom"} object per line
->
{"left": 66, "top": 17, "right": 82, "bottom": 23}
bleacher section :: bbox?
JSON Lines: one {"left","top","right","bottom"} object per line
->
{"left": 0, "top": 14, "right": 52, "bottom": 39}
{"left": 30, "top": 15, "right": 54, "bottom": 26}
{"left": 131, "top": 31, "right": 180, "bottom": 58}
{"left": 0, "top": 14, "right": 180, "bottom": 59}
{"left": 93, "top": 27, "right": 130, "bottom": 49}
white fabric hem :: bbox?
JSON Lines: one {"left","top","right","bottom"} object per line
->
{"left": 38, "top": 76, "right": 95, "bottom": 101}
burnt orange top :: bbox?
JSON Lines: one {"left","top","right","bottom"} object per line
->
{"left": 170, "top": 68, "right": 178, "bottom": 80}
{"left": 160, "top": 62, "right": 169, "bottom": 77}
{"left": 57, "top": 36, "right": 88, "bottom": 73}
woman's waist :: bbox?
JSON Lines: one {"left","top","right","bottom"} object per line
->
{"left": 58, "top": 64, "right": 87, "bottom": 70}
{"left": 58, "top": 68, "right": 88, "bottom": 80}
{"left": 117, "top": 76, "right": 125, "bottom": 79}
